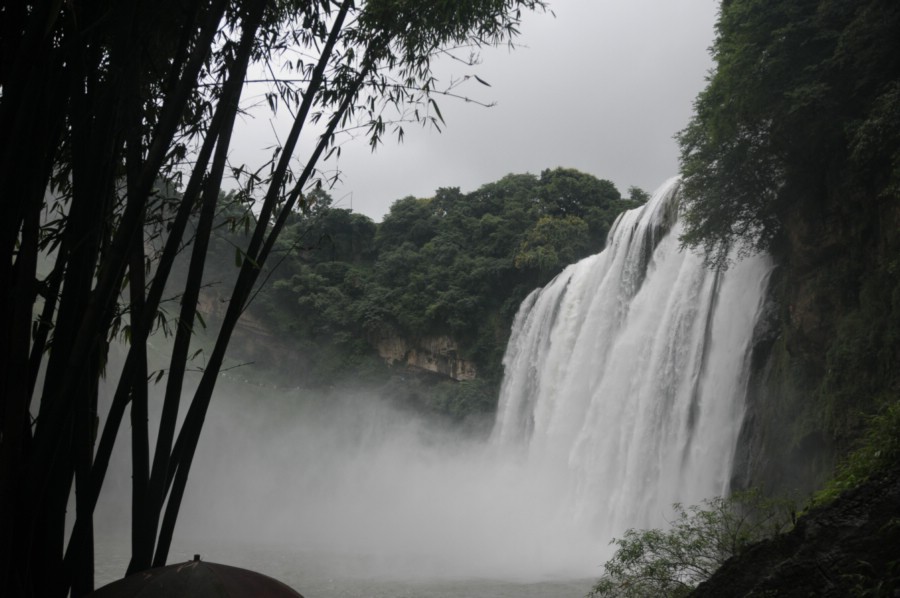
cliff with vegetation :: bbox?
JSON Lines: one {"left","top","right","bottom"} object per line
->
{"left": 671, "top": 0, "right": 900, "bottom": 592}
{"left": 677, "top": 0, "right": 900, "bottom": 498}
{"left": 203, "top": 168, "right": 646, "bottom": 417}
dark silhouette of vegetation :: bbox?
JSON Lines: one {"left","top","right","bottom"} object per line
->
{"left": 0, "top": 1, "right": 548, "bottom": 595}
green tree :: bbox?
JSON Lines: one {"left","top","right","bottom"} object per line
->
{"left": 376, "top": 196, "right": 439, "bottom": 250}
{"left": 537, "top": 167, "right": 637, "bottom": 248}
{"left": 628, "top": 185, "right": 650, "bottom": 204}
{"left": 590, "top": 492, "right": 794, "bottom": 598}
{"left": 514, "top": 215, "right": 590, "bottom": 273}
{"left": 0, "top": 1, "right": 546, "bottom": 595}
{"left": 538, "top": 167, "right": 621, "bottom": 217}
{"left": 677, "top": 0, "right": 900, "bottom": 269}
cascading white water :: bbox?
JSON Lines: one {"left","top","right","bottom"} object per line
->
{"left": 492, "top": 177, "right": 773, "bottom": 545}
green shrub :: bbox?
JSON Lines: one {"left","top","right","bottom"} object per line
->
{"left": 589, "top": 490, "right": 794, "bottom": 598}
{"left": 812, "top": 400, "right": 900, "bottom": 507}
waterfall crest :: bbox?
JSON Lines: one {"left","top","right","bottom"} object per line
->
{"left": 492, "top": 177, "right": 773, "bottom": 544}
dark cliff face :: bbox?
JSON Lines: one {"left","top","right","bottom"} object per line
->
{"left": 691, "top": 464, "right": 900, "bottom": 597}
{"left": 731, "top": 186, "right": 900, "bottom": 498}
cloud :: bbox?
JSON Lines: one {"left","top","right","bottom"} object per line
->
{"left": 231, "top": 0, "right": 718, "bottom": 221}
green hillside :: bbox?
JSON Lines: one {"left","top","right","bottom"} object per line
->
{"left": 209, "top": 168, "right": 646, "bottom": 418}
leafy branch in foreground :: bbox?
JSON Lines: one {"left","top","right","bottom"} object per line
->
{"left": 589, "top": 490, "right": 794, "bottom": 598}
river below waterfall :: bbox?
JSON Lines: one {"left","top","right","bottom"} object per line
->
{"left": 92, "top": 389, "right": 605, "bottom": 596}
{"left": 95, "top": 535, "right": 595, "bottom": 596}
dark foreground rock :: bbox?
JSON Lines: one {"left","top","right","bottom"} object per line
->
{"left": 691, "top": 466, "right": 900, "bottom": 597}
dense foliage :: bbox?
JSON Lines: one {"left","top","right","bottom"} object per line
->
{"left": 812, "top": 401, "right": 900, "bottom": 507}
{"left": 251, "top": 168, "right": 644, "bottom": 416}
{"left": 678, "top": 0, "right": 900, "bottom": 269}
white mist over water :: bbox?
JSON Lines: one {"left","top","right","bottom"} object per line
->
{"left": 95, "top": 179, "right": 772, "bottom": 595}
{"left": 167, "top": 390, "right": 602, "bottom": 581}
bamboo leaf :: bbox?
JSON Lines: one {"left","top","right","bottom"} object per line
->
{"left": 429, "top": 98, "right": 445, "bottom": 124}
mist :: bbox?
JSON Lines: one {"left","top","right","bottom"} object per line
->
{"left": 92, "top": 374, "right": 604, "bottom": 587}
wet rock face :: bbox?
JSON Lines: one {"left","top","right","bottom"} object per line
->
{"left": 732, "top": 189, "right": 900, "bottom": 498}
{"left": 691, "top": 466, "right": 900, "bottom": 597}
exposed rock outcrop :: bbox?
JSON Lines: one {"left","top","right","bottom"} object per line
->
{"left": 691, "top": 466, "right": 900, "bottom": 597}
{"left": 197, "top": 286, "right": 478, "bottom": 384}
{"left": 376, "top": 335, "right": 477, "bottom": 381}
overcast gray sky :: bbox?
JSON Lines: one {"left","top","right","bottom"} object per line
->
{"left": 234, "top": 1, "right": 719, "bottom": 221}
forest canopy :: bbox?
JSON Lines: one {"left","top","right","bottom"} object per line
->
{"left": 678, "top": 0, "right": 900, "bottom": 269}
{"left": 249, "top": 168, "right": 645, "bottom": 415}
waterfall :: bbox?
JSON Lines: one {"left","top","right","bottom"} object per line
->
{"left": 492, "top": 177, "right": 773, "bottom": 545}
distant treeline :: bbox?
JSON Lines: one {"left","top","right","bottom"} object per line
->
{"left": 203, "top": 168, "right": 647, "bottom": 417}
